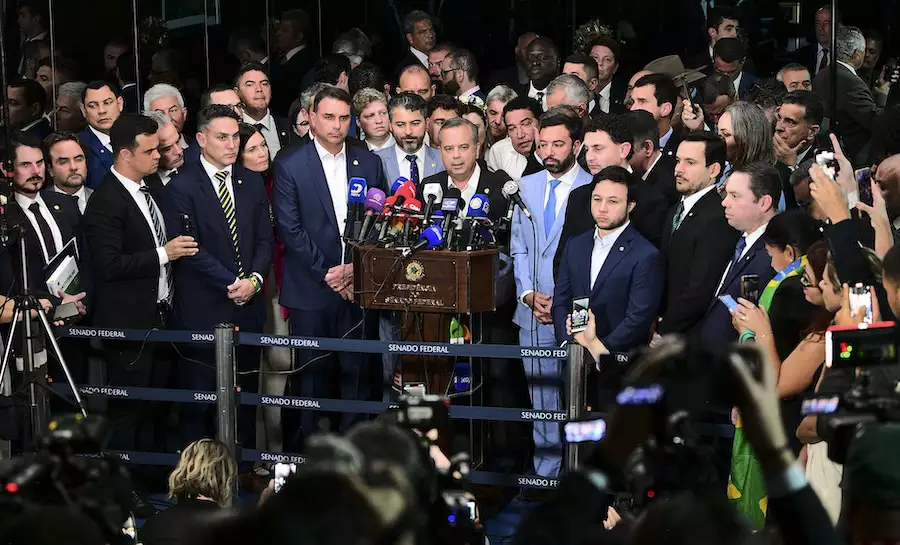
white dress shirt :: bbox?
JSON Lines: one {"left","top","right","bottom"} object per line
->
{"left": 528, "top": 82, "right": 549, "bottom": 111}
{"left": 590, "top": 221, "right": 630, "bottom": 288}
{"left": 816, "top": 44, "right": 829, "bottom": 74}
{"left": 15, "top": 192, "right": 63, "bottom": 263}
{"left": 460, "top": 86, "right": 482, "bottom": 100}
{"left": 179, "top": 134, "right": 189, "bottom": 151}
{"left": 365, "top": 133, "right": 395, "bottom": 152}
{"left": 110, "top": 166, "right": 171, "bottom": 302}
{"left": 449, "top": 164, "right": 481, "bottom": 217}
{"left": 641, "top": 152, "right": 664, "bottom": 182}
{"left": 89, "top": 125, "right": 112, "bottom": 152}
{"left": 410, "top": 47, "right": 429, "bottom": 68}
{"left": 395, "top": 143, "right": 425, "bottom": 183}
{"left": 485, "top": 137, "right": 527, "bottom": 179}
{"left": 314, "top": 138, "right": 350, "bottom": 258}
{"left": 715, "top": 222, "right": 768, "bottom": 295}
{"left": 243, "top": 109, "right": 282, "bottom": 157}
{"left": 659, "top": 127, "right": 674, "bottom": 151}
{"left": 544, "top": 162, "right": 580, "bottom": 216}
{"left": 596, "top": 81, "right": 612, "bottom": 114}
{"left": 157, "top": 167, "right": 178, "bottom": 186}
{"left": 679, "top": 183, "right": 718, "bottom": 221}
{"left": 53, "top": 185, "right": 89, "bottom": 214}
{"left": 284, "top": 44, "right": 307, "bottom": 62}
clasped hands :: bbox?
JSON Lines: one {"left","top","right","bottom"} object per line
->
{"left": 325, "top": 264, "right": 354, "bottom": 301}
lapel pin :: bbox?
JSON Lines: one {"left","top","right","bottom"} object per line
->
{"left": 485, "top": 187, "right": 491, "bottom": 194}
{"left": 353, "top": 159, "right": 359, "bottom": 166}
{"left": 237, "top": 179, "right": 243, "bottom": 185}
{"left": 53, "top": 204, "right": 60, "bottom": 211}
{"left": 618, "top": 246, "right": 624, "bottom": 251}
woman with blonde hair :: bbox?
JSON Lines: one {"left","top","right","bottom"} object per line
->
{"left": 138, "top": 439, "right": 238, "bottom": 545}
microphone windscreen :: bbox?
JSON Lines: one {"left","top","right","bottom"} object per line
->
{"left": 391, "top": 177, "right": 410, "bottom": 194}
{"left": 363, "top": 188, "right": 387, "bottom": 211}
{"left": 444, "top": 186, "right": 462, "bottom": 199}
{"left": 421, "top": 225, "right": 444, "bottom": 248}
{"left": 394, "top": 181, "right": 417, "bottom": 201}
{"left": 348, "top": 177, "right": 368, "bottom": 203}
{"left": 466, "top": 194, "right": 490, "bottom": 218}
{"left": 404, "top": 198, "right": 423, "bottom": 213}
{"left": 423, "top": 183, "right": 444, "bottom": 203}
{"left": 501, "top": 180, "right": 520, "bottom": 198}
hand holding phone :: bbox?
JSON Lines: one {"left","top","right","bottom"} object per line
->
{"left": 570, "top": 297, "right": 590, "bottom": 333}
{"left": 718, "top": 294, "right": 739, "bottom": 312}
{"left": 848, "top": 283, "right": 874, "bottom": 324}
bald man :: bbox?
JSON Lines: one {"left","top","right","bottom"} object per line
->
{"left": 487, "top": 31, "right": 539, "bottom": 90}
{"left": 875, "top": 155, "right": 900, "bottom": 227}
{"left": 398, "top": 64, "right": 436, "bottom": 103}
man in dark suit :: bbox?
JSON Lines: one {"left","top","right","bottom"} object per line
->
{"left": 8, "top": 79, "right": 51, "bottom": 143}
{"left": 79, "top": 81, "right": 124, "bottom": 189}
{"left": 656, "top": 133, "right": 739, "bottom": 339}
{"left": 562, "top": 54, "right": 624, "bottom": 120}
{"left": 143, "top": 83, "right": 202, "bottom": 167}
{"left": 552, "top": 166, "right": 664, "bottom": 355}
{"left": 773, "top": 91, "right": 823, "bottom": 209}
{"left": 273, "top": 86, "right": 386, "bottom": 449}
{"left": 440, "top": 48, "right": 487, "bottom": 105}
{"left": 486, "top": 32, "right": 537, "bottom": 90}
{"left": 235, "top": 63, "right": 291, "bottom": 159}
{"left": 115, "top": 52, "right": 140, "bottom": 114}
{"left": 513, "top": 37, "right": 560, "bottom": 112}
{"left": 587, "top": 37, "right": 627, "bottom": 115}
{"left": 270, "top": 9, "right": 316, "bottom": 117}
{"left": 394, "top": 10, "right": 436, "bottom": 81}
{"left": 813, "top": 25, "right": 893, "bottom": 165}
{"left": 712, "top": 38, "right": 758, "bottom": 100}
{"left": 686, "top": 7, "right": 740, "bottom": 73}
{"left": 625, "top": 109, "right": 679, "bottom": 206}
{"left": 163, "top": 105, "right": 273, "bottom": 448}
{"left": 82, "top": 114, "right": 198, "bottom": 462}
{"left": 697, "top": 162, "right": 780, "bottom": 352}
{"left": 628, "top": 74, "right": 681, "bottom": 162}
{"left": 793, "top": 5, "right": 836, "bottom": 76}
{"left": 556, "top": 115, "right": 669, "bottom": 279}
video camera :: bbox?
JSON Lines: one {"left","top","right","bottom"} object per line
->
{"left": 0, "top": 414, "right": 136, "bottom": 544}
{"left": 799, "top": 321, "right": 900, "bottom": 464}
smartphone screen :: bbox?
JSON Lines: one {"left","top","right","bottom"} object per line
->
{"left": 273, "top": 463, "right": 296, "bottom": 493}
{"left": 466, "top": 500, "right": 477, "bottom": 521}
{"left": 856, "top": 167, "right": 873, "bottom": 206}
{"left": 849, "top": 283, "right": 874, "bottom": 324}
{"left": 570, "top": 297, "right": 590, "bottom": 333}
{"left": 718, "top": 294, "right": 739, "bottom": 312}
{"left": 740, "top": 275, "right": 760, "bottom": 304}
{"left": 564, "top": 419, "right": 607, "bottom": 443}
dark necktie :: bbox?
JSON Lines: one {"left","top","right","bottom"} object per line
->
{"left": 216, "top": 171, "right": 245, "bottom": 277}
{"left": 255, "top": 123, "right": 265, "bottom": 133}
{"left": 406, "top": 154, "right": 420, "bottom": 184}
{"left": 28, "top": 202, "right": 57, "bottom": 260}
{"left": 536, "top": 91, "right": 545, "bottom": 109}
{"left": 819, "top": 49, "right": 829, "bottom": 73}
{"left": 731, "top": 235, "right": 747, "bottom": 269}
{"left": 139, "top": 186, "right": 173, "bottom": 302}
{"left": 671, "top": 200, "right": 685, "bottom": 234}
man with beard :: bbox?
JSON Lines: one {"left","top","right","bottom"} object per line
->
{"left": 485, "top": 96, "right": 543, "bottom": 179}
{"left": 511, "top": 107, "right": 592, "bottom": 481}
{"left": 235, "top": 62, "right": 291, "bottom": 159}
{"left": 440, "top": 48, "right": 486, "bottom": 104}
{"left": 552, "top": 166, "right": 663, "bottom": 358}
{"left": 375, "top": 92, "right": 444, "bottom": 185}
{"left": 44, "top": 132, "right": 92, "bottom": 214}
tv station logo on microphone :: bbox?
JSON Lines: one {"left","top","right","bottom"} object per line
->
{"left": 349, "top": 181, "right": 366, "bottom": 198}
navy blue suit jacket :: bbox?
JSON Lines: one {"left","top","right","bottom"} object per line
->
{"left": 273, "top": 140, "right": 387, "bottom": 311}
{"left": 79, "top": 128, "right": 114, "bottom": 190}
{"left": 163, "top": 160, "right": 273, "bottom": 330}
{"left": 737, "top": 72, "right": 760, "bottom": 100}
{"left": 698, "top": 235, "right": 776, "bottom": 352}
{"left": 552, "top": 224, "right": 664, "bottom": 352}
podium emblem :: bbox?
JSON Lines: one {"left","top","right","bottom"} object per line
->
{"left": 405, "top": 260, "right": 425, "bottom": 281}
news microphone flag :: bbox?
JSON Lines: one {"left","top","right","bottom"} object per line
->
{"left": 348, "top": 177, "right": 367, "bottom": 204}
{"left": 466, "top": 194, "right": 490, "bottom": 218}
{"left": 363, "top": 188, "right": 386, "bottom": 211}
{"left": 391, "top": 177, "right": 410, "bottom": 194}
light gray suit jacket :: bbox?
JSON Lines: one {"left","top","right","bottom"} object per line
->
{"left": 374, "top": 145, "right": 445, "bottom": 185}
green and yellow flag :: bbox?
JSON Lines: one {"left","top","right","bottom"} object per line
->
{"left": 727, "top": 415, "right": 768, "bottom": 529}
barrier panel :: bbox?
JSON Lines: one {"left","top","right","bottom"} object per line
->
{"left": 52, "top": 325, "right": 734, "bottom": 489}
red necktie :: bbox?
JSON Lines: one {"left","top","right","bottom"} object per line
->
{"left": 819, "top": 48, "right": 829, "bottom": 73}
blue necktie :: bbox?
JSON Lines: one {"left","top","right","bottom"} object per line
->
{"left": 406, "top": 154, "right": 420, "bottom": 184}
{"left": 543, "top": 179, "right": 561, "bottom": 237}
{"left": 731, "top": 235, "right": 747, "bottom": 268}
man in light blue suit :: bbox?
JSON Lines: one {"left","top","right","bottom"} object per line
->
{"left": 511, "top": 106, "right": 592, "bottom": 479}
{"left": 375, "top": 92, "right": 444, "bottom": 187}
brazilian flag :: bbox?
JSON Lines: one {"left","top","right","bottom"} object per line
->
{"left": 728, "top": 416, "right": 768, "bottom": 528}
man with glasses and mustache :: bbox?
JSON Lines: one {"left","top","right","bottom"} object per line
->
{"left": 44, "top": 132, "right": 92, "bottom": 214}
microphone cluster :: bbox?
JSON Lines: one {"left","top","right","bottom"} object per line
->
{"left": 344, "top": 176, "right": 533, "bottom": 257}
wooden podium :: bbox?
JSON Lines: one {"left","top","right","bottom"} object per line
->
{"left": 352, "top": 245, "right": 500, "bottom": 314}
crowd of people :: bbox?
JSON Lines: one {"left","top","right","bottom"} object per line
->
{"left": 3, "top": 0, "right": 900, "bottom": 542}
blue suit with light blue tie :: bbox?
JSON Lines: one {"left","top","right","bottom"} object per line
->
{"left": 511, "top": 164, "right": 593, "bottom": 478}
{"left": 374, "top": 145, "right": 445, "bottom": 186}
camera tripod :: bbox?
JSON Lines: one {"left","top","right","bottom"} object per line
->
{"left": 0, "top": 222, "right": 87, "bottom": 444}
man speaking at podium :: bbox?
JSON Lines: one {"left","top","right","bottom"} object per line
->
{"left": 273, "top": 86, "right": 386, "bottom": 450}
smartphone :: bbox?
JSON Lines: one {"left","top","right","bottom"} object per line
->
{"left": 718, "top": 294, "right": 739, "bottom": 312}
{"left": 564, "top": 418, "right": 607, "bottom": 443}
{"left": 52, "top": 302, "right": 81, "bottom": 324}
{"left": 273, "top": 462, "right": 297, "bottom": 493}
{"left": 849, "top": 283, "right": 874, "bottom": 324}
{"left": 740, "top": 275, "right": 760, "bottom": 304}
{"left": 180, "top": 214, "right": 194, "bottom": 237}
{"left": 466, "top": 500, "right": 477, "bottom": 521}
{"left": 856, "top": 167, "right": 873, "bottom": 207}
{"left": 570, "top": 297, "right": 590, "bottom": 333}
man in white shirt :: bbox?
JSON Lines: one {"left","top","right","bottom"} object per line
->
{"left": 521, "top": 38, "right": 560, "bottom": 111}
{"left": 588, "top": 37, "right": 624, "bottom": 115}
{"left": 376, "top": 92, "right": 444, "bottom": 184}
{"left": 486, "top": 96, "right": 544, "bottom": 178}
{"left": 395, "top": 10, "right": 436, "bottom": 76}
{"left": 353, "top": 88, "right": 395, "bottom": 152}
{"left": 79, "top": 81, "right": 124, "bottom": 189}
{"left": 236, "top": 63, "right": 290, "bottom": 158}
{"left": 44, "top": 132, "right": 93, "bottom": 214}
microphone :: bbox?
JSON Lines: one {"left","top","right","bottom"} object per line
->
{"left": 394, "top": 181, "right": 417, "bottom": 201}
{"left": 357, "top": 188, "right": 387, "bottom": 241}
{"left": 422, "top": 182, "right": 444, "bottom": 224}
{"left": 464, "top": 194, "right": 490, "bottom": 249}
{"left": 439, "top": 188, "right": 463, "bottom": 247}
{"left": 377, "top": 195, "right": 408, "bottom": 241}
{"left": 346, "top": 177, "right": 368, "bottom": 241}
{"left": 390, "top": 177, "right": 410, "bottom": 194}
{"left": 399, "top": 198, "right": 423, "bottom": 246}
{"left": 402, "top": 224, "right": 444, "bottom": 257}
{"left": 502, "top": 180, "right": 532, "bottom": 220}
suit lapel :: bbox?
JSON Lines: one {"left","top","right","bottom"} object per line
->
{"left": 424, "top": 148, "right": 442, "bottom": 178}
{"left": 591, "top": 226, "right": 635, "bottom": 295}
{"left": 384, "top": 147, "right": 401, "bottom": 184}
{"left": 198, "top": 170, "right": 232, "bottom": 243}
{"left": 231, "top": 167, "right": 254, "bottom": 263}
{"left": 542, "top": 169, "right": 589, "bottom": 252}
{"left": 722, "top": 237, "right": 765, "bottom": 291}
{"left": 306, "top": 144, "right": 339, "bottom": 231}
{"left": 112, "top": 179, "right": 156, "bottom": 248}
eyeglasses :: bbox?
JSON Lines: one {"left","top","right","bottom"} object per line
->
{"left": 800, "top": 275, "right": 819, "bottom": 289}
{"left": 441, "top": 67, "right": 458, "bottom": 76}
